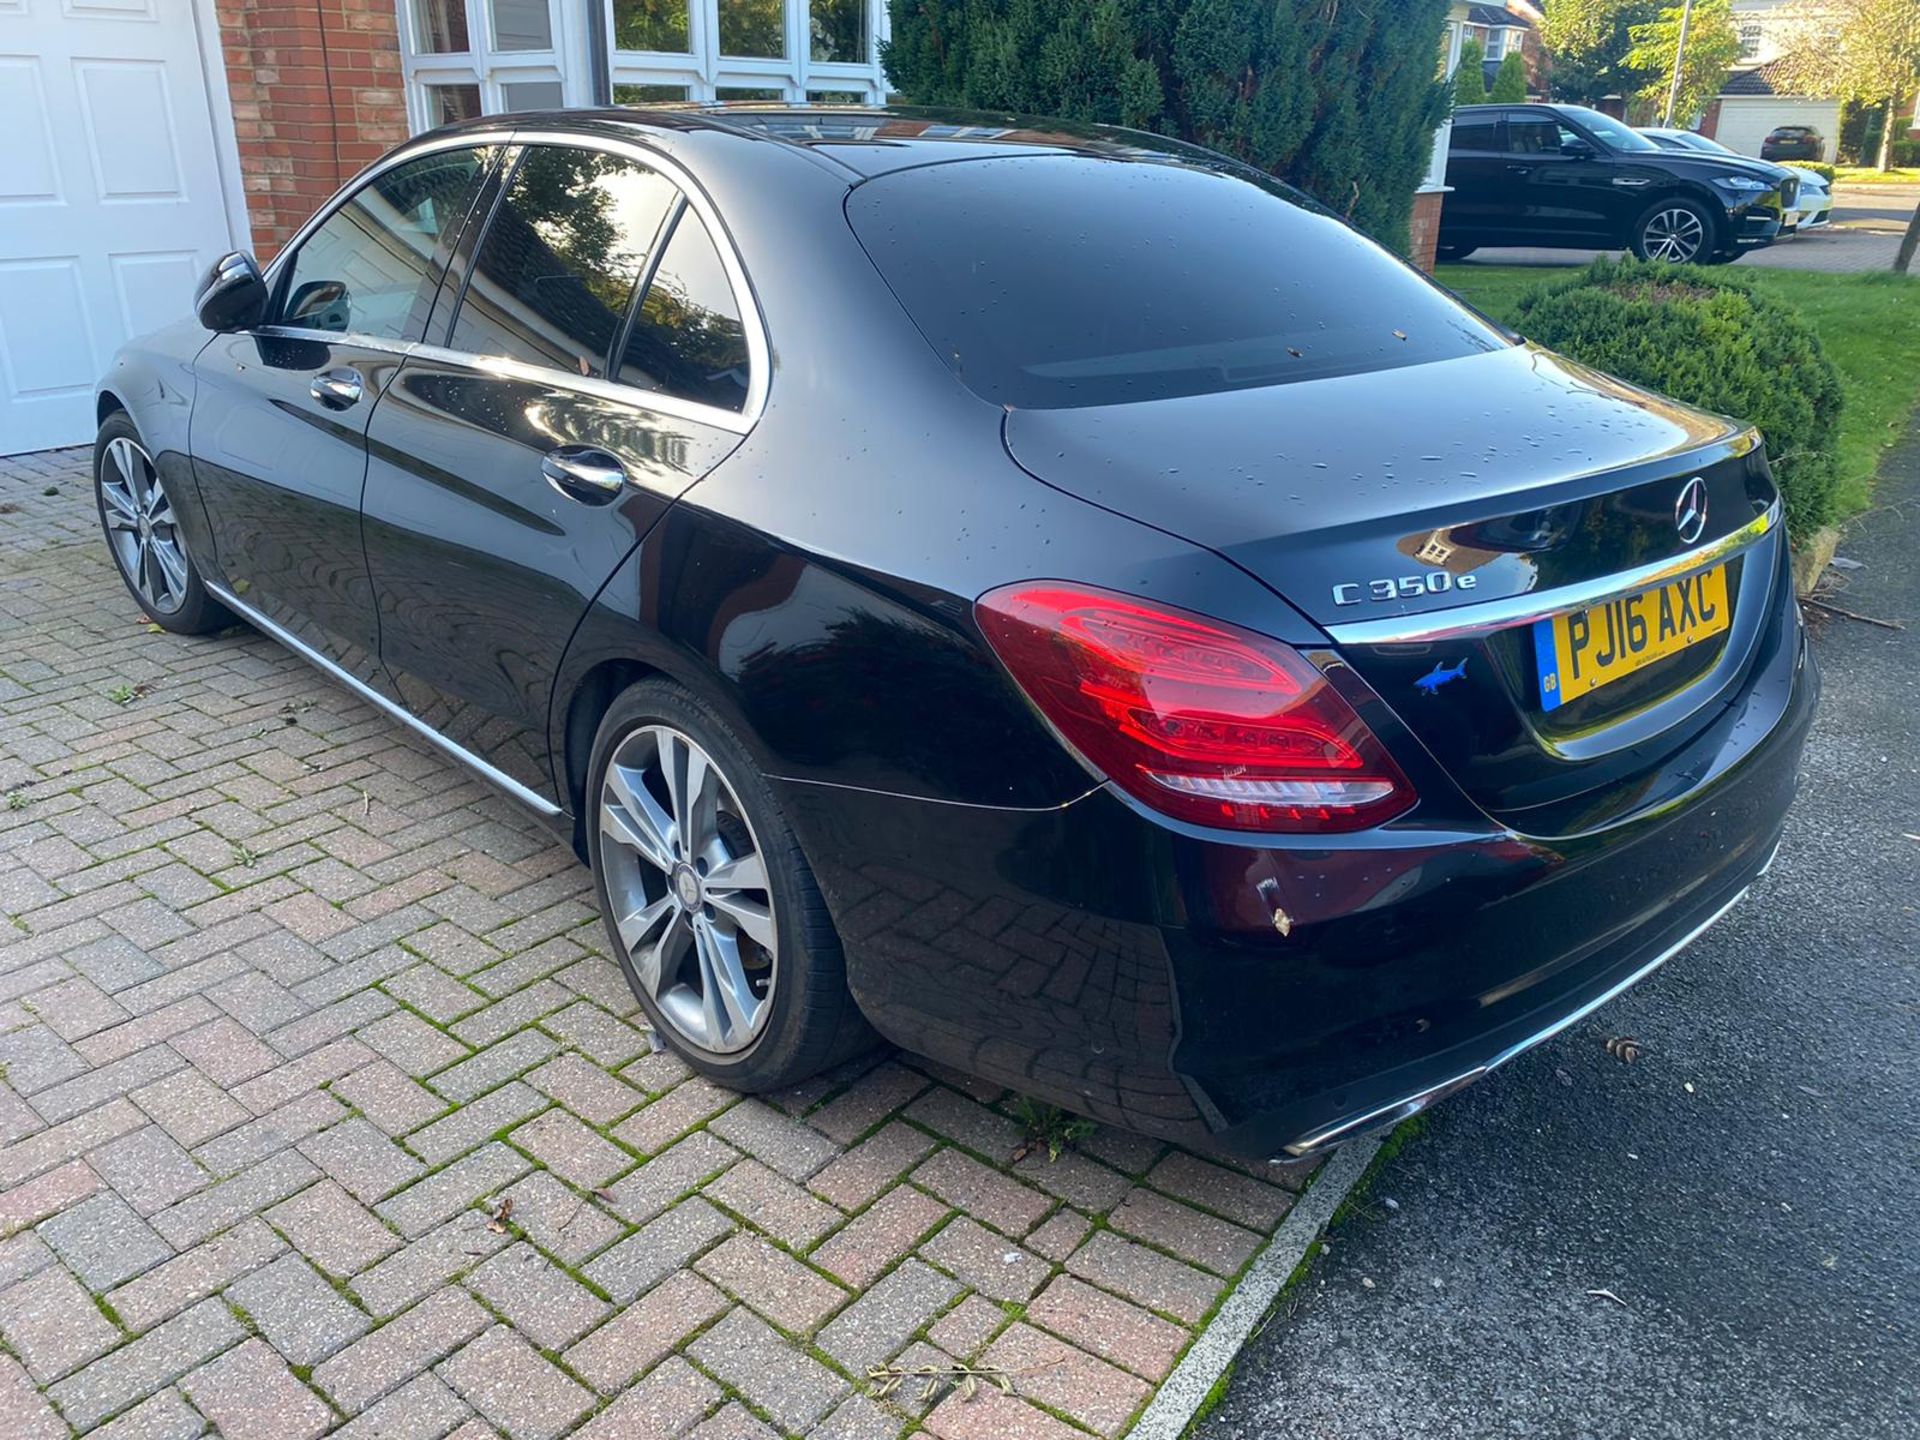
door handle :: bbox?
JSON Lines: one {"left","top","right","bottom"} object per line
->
{"left": 541, "top": 446, "right": 627, "bottom": 503}
{"left": 310, "top": 368, "right": 363, "bottom": 409}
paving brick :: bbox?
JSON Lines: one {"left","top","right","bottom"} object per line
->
{"left": 918, "top": 1217, "right": 1050, "bottom": 1303}
{"left": 611, "top": 1076, "right": 735, "bottom": 1154}
{"left": 687, "top": 1307, "right": 845, "bottom": 1435}
{"left": 708, "top": 1097, "right": 840, "bottom": 1181}
{"left": 88, "top": 1124, "right": 209, "bottom": 1215}
{"left": 40, "top": 1189, "right": 172, "bottom": 1289}
{"left": 0, "top": 1095, "right": 145, "bottom": 1188}
{"left": 384, "top": 964, "right": 486, "bottom": 1024}
{"left": 1025, "top": 1276, "right": 1186, "bottom": 1385}
{"left": 904, "top": 1088, "right": 1022, "bottom": 1161}
{"left": 599, "top": 1130, "right": 737, "bottom": 1227}
{"left": 377, "top": 1142, "right": 532, "bottom": 1241}
{"left": 817, "top": 1257, "right": 961, "bottom": 1372}
{"left": 301, "top": 1115, "right": 426, "bottom": 1202}
{"left": 150, "top": 1149, "right": 321, "bottom": 1249}
{"left": 583, "top": 1196, "right": 732, "bottom": 1304}
{"left": 87, "top": 1386, "right": 208, "bottom": 1439}
{"left": 467, "top": 1241, "right": 611, "bottom": 1349}
{"left": 168, "top": 1015, "right": 281, "bottom": 1088}
{"left": 812, "top": 1182, "right": 949, "bottom": 1289}
{"left": 405, "top": 1081, "right": 545, "bottom": 1166}
{"left": 0, "top": 1355, "right": 67, "bottom": 1440}
{"left": 333, "top": 1058, "right": 448, "bottom": 1135}
{"left": 437, "top": 1323, "right": 594, "bottom": 1440}
{"left": 688, "top": 1403, "right": 778, "bottom": 1440}
{"left": 806, "top": 1060, "right": 929, "bottom": 1146}
{"left": 1063, "top": 1230, "right": 1221, "bottom": 1325}
{"left": 49, "top": 1296, "right": 247, "bottom": 1430}
{"left": 446, "top": 995, "right": 567, "bottom": 1058}
{"left": 1010, "top": 1148, "right": 1131, "bottom": 1213}
{"left": 267, "top": 1178, "right": 403, "bottom": 1277}
{"left": 331, "top": 1371, "right": 473, "bottom": 1440}
{"left": 538, "top": 999, "right": 651, "bottom": 1066}
{"left": 131, "top": 1068, "right": 250, "bottom": 1149}
{"left": 1025, "top": 1208, "right": 1092, "bottom": 1263}
{"left": 107, "top": 1218, "right": 286, "bottom": 1334}
{"left": 75, "top": 996, "right": 219, "bottom": 1068}
{"left": 808, "top": 1121, "right": 935, "bottom": 1212}
{"left": 313, "top": 1288, "right": 492, "bottom": 1415}
{"left": 984, "top": 1321, "right": 1150, "bottom": 1436}
{"left": 226, "top": 1252, "right": 372, "bottom": 1364}
{"left": 572, "top": 1354, "right": 719, "bottom": 1440}
{"left": 696, "top": 1231, "right": 847, "bottom": 1333}
{"left": 911, "top": 1149, "right": 1051, "bottom": 1238}
{"left": 526, "top": 1052, "right": 642, "bottom": 1126}
{"left": 508, "top": 1106, "right": 632, "bottom": 1190}
{"left": 360, "top": 1010, "right": 472, "bottom": 1079}
{"left": 193, "top": 1089, "right": 346, "bottom": 1176}
{"left": 181, "top": 1336, "right": 334, "bottom": 1440}
{"left": 233, "top": 1035, "right": 374, "bottom": 1116}
{"left": 352, "top": 1212, "right": 511, "bottom": 1318}
{"left": 922, "top": 1384, "right": 1085, "bottom": 1440}
{"left": 705, "top": 1158, "right": 842, "bottom": 1248}
{"left": 268, "top": 989, "right": 398, "bottom": 1060}
{"left": 494, "top": 1171, "right": 622, "bottom": 1265}
{"left": 563, "top": 1269, "right": 729, "bottom": 1395}
{"left": 1145, "top": 1150, "right": 1294, "bottom": 1230}
{"left": 0, "top": 1230, "right": 55, "bottom": 1290}
{"left": 811, "top": 1393, "right": 905, "bottom": 1440}
{"left": 29, "top": 975, "right": 132, "bottom": 1040}
{"left": 0, "top": 1157, "right": 102, "bottom": 1236}
{"left": 0, "top": 1260, "right": 123, "bottom": 1382}
{"left": 1108, "top": 1185, "right": 1262, "bottom": 1277}
{"left": 925, "top": 1294, "right": 1007, "bottom": 1360}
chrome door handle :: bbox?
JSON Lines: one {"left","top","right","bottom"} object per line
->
{"left": 310, "top": 368, "right": 363, "bottom": 409}
{"left": 541, "top": 446, "right": 627, "bottom": 503}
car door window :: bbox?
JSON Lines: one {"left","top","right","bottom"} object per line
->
{"left": 449, "top": 145, "right": 679, "bottom": 378}
{"left": 1450, "top": 117, "right": 1499, "bottom": 152}
{"left": 613, "top": 208, "right": 751, "bottom": 413}
{"left": 279, "top": 147, "right": 494, "bottom": 340}
{"left": 1506, "top": 117, "right": 1576, "bottom": 156}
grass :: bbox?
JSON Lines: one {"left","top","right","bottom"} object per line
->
{"left": 1832, "top": 165, "right": 1920, "bottom": 186}
{"left": 1437, "top": 264, "right": 1920, "bottom": 523}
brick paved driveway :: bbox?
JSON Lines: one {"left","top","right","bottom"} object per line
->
{"left": 0, "top": 447, "right": 1320, "bottom": 1440}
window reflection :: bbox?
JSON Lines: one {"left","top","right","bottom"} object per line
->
{"left": 719, "top": 0, "right": 784, "bottom": 57}
{"left": 428, "top": 83, "right": 483, "bottom": 126}
{"left": 413, "top": 0, "right": 469, "bottom": 52}
{"left": 613, "top": 0, "right": 691, "bottom": 53}
{"left": 615, "top": 83, "right": 691, "bottom": 103}
{"left": 809, "top": 0, "right": 864, "bottom": 63}
{"left": 615, "top": 210, "right": 750, "bottom": 412}
{"left": 491, "top": 0, "right": 552, "bottom": 50}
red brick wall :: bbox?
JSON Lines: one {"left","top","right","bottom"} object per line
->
{"left": 1409, "top": 189, "right": 1444, "bottom": 273}
{"left": 217, "top": 0, "right": 410, "bottom": 261}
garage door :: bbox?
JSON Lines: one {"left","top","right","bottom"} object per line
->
{"left": 0, "top": 0, "right": 240, "bottom": 455}
{"left": 1713, "top": 98, "right": 1841, "bottom": 162}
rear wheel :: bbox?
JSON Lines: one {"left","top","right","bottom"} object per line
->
{"left": 586, "top": 678, "right": 870, "bottom": 1088}
{"left": 1434, "top": 243, "right": 1477, "bottom": 263}
{"left": 93, "top": 412, "right": 230, "bottom": 635}
{"left": 1630, "top": 199, "right": 1715, "bottom": 264}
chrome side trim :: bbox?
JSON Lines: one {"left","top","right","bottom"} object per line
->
{"left": 1282, "top": 878, "right": 1753, "bottom": 1155}
{"left": 1325, "top": 499, "right": 1781, "bottom": 647}
{"left": 252, "top": 325, "right": 414, "bottom": 357}
{"left": 205, "top": 581, "right": 565, "bottom": 819}
{"left": 408, "top": 342, "right": 754, "bottom": 435}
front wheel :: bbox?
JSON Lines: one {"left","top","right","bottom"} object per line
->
{"left": 93, "top": 412, "right": 231, "bottom": 635}
{"left": 1630, "top": 199, "right": 1716, "bottom": 264}
{"left": 586, "top": 678, "right": 872, "bottom": 1089}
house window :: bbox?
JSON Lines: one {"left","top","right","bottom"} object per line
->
{"left": 1486, "top": 28, "right": 1505, "bottom": 61}
{"left": 1739, "top": 23, "right": 1762, "bottom": 58}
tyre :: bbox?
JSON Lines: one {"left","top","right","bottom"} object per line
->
{"left": 1630, "top": 198, "right": 1716, "bottom": 264}
{"left": 93, "top": 412, "right": 231, "bottom": 635}
{"left": 586, "top": 678, "right": 872, "bottom": 1089}
{"left": 1434, "top": 243, "right": 1477, "bottom": 263}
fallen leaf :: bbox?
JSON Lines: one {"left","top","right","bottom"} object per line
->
{"left": 1585, "top": 1287, "right": 1629, "bottom": 1308}
{"left": 1604, "top": 1036, "right": 1644, "bottom": 1064}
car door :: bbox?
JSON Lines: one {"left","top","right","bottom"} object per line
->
{"left": 1499, "top": 111, "right": 1619, "bottom": 246}
{"left": 1440, "top": 113, "right": 1508, "bottom": 241}
{"left": 188, "top": 141, "right": 504, "bottom": 686}
{"left": 360, "top": 138, "right": 758, "bottom": 803}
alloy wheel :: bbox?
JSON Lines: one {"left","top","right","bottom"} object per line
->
{"left": 1642, "top": 207, "right": 1706, "bottom": 263}
{"left": 100, "top": 437, "right": 190, "bottom": 615}
{"left": 598, "top": 724, "right": 777, "bottom": 1054}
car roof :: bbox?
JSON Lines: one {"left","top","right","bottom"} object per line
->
{"left": 423, "top": 103, "right": 1223, "bottom": 180}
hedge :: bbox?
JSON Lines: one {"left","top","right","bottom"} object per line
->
{"left": 1510, "top": 258, "right": 1846, "bottom": 536}
{"left": 881, "top": 0, "right": 1454, "bottom": 254}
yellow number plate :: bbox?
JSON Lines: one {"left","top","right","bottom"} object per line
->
{"left": 1534, "top": 564, "right": 1730, "bottom": 711}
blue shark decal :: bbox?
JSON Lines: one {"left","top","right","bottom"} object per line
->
{"left": 1414, "top": 658, "right": 1468, "bottom": 695}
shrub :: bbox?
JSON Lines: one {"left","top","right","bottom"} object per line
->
{"left": 1509, "top": 258, "right": 1846, "bottom": 536}
{"left": 1799, "top": 161, "right": 1836, "bottom": 185}
{"left": 1454, "top": 38, "right": 1489, "bottom": 106}
{"left": 882, "top": 0, "right": 1455, "bottom": 254}
{"left": 1892, "top": 137, "right": 1920, "bottom": 167}
{"left": 1489, "top": 50, "right": 1529, "bottom": 103}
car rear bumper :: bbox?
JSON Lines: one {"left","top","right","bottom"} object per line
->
{"left": 781, "top": 588, "right": 1818, "bottom": 1162}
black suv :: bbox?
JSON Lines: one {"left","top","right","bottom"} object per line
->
{"left": 1762, "top": 124, "right": 1825, "bottom": 162}
{"left": 1440, "top": 103, "right": 1790, "bottom": 264}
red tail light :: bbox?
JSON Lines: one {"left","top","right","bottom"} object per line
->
{"left": 976, "top": 583, "right": 1415, "bottom": 833}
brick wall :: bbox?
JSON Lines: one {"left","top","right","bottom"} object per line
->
{"left": 216, "top": 0, "right": 410, "bottom": 261}
{"left": 1409, "top": 189, "right": 1444, "bottom": 273}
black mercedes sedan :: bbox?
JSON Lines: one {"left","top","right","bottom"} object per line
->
{"left": 95, "top": 107, "right": 1816, "bottom": 1160}
{"left": 1440, "top": 102, "right": 1791, "bottom": 263}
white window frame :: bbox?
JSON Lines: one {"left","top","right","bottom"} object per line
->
{"left": 399, "top": 0, "right": 594, "bottom": 129}
{"left": 607, "top": 0, "right": 891, "bottom": 105}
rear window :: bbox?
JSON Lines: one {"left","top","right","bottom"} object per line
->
{"left": 846, "top": 156, "right": 1503, "bottom": 409}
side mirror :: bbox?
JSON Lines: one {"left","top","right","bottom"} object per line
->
{"left": 1561, "top": 137, "right": 1598, "bottom": 159}
{"left": 194, "top": 251, "right": 268, "bottom": 332}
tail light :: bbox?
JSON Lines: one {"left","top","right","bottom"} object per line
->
{"left": 976, "top": 583, "right": 1415, "bottom": 834}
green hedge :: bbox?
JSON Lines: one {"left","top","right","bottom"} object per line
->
{"left": 881, "top": 0, "right": 1453, "bottom": 254}
{"left": 1510, "top": 258, "right": 1846, "bottom": 536}
{"left": 1799, "top": 161, "right": 1836, "bottom": 185}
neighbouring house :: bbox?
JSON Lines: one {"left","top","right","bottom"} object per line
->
{"left": 1696, "top": 0, "right": 1840, "bottom": 159}
{"left": 1460, "top": 1, "right": 1542, "bottom": 97}
{"left": 0, "top": 0, "right": 894, "bottom": 453}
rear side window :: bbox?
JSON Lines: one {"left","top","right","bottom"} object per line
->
{"left": 613, "top": 209, "right": 751, "bottom": 412}
{"left": 848, "top": 156, "right": 1503, "bottom": 410}
{"left": 279, "top": 147, "right": 493, "bottom": 340}
{"left": 1450, "top": 118, "right": 1499, "bottom": 151}
{"left": 450, "top": 145, "right": 678, "bottom": 377}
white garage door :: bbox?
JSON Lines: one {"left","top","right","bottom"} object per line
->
{"left": 1713, "top": 98, "right": 1842, "bottom": 162}
{"left": 0, "top": 0, "right": 241, "bottom": 455}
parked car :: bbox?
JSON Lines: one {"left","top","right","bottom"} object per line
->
{"left": 1762, "top": 125, "right": 1825, "bottom": 162}
{"left": 95, "top": 108, "right": 1817, "bottom": 1160}
{"left": 1440, "top": 103, "right": 1791, "bottom": 264}
{"left": 1641, "top": 127, "right": 1833, "bottom": 232}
